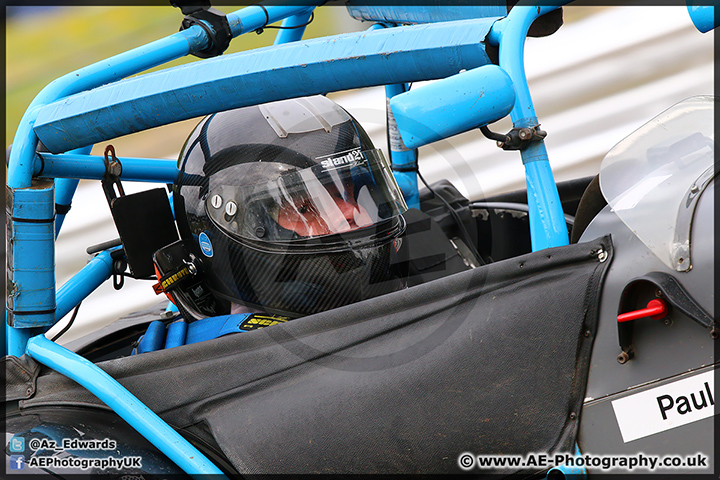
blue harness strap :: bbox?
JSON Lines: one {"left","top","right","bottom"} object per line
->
{"left": 134, "top": 313, "right": 291, "bottom": 354}
{"left": 136, "top": 321, "right": 166, "bottom": 354}
{"left": 164, "top": 320, "right": 188, "bottom": 349}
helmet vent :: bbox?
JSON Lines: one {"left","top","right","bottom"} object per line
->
{"left": 258, "top": 96, "right": 350, "bottom": 138}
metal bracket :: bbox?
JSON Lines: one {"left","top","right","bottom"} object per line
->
{"left": 481, "top": 124, "right": 547, "bottom": 151}
{"left": 670, "top": 163, "right": 717, "bottom": 271}
{"left": 101, "top": 145, "right": 125, "bottom": 207}
{"left": 110, "top": 249, "right": 128, "bottom": 291}
{"left": 172, "top": 1, "right": 231, "bottom": 58}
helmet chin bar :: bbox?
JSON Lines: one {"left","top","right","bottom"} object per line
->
{"left": 152, "top": 240, "right": 230, "bottom": 322}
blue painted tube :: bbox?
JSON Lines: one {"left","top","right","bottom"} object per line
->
{"left": 228, "top": 4, "right": 319, "bottom": 37}
{"left": 6, "top": 44, "right": 189, "bottom": 356}
{"left": 55, "top": 145, "right": 93, "bottom": 237}
{"left": 525, "top": 155, "right": 569, "bottom": 252}
{"left": 25, "top": 335, "right": 227, "bottom": 478}
{"left": 545, "top": 444, "right": 587, "bottom": 479}
{"left": 36, "top": 153, "right": 179, "bottom": 183}
{"left": 5, "top": 4, "right": 320, "bottom": 358}
{"left": 391, "top": 156, "right": 420, "bottom": 210}
{"left": 389, "top": 64, "right": 515, "bottom": 149}
{"left": 32, "top": 17, "right": 496, "bottom": 153}
{"left": 55, "top": 250, "right": 114, "bottom": 323}
{"left": 366, "top": 22, "right": 388, "bottom": 31}
{"left": 385, "top": 83, "right": 420, "bottom": 210}
{"left": 7, "top": 25, "right": 210, "bottom": 189}
{"left": 488, "top": 4, "right": 569, "bottom": 250}
{"left": 347, "top": 4, "right": 505, "bottom": 24}
{"left": 6, "top": 23, "right": 210, "bottom": 356}
{"left": 273, "top": 9, "right": 315, "bottom": 45}
{"left": 8, "top": 5, "right": 321, "bottom": 188}
{"left": 54, "top": 178, "right": 80, "bottom": 236}
{"left": 168, "top": 191, "right": 176, "bottom": 219}
{"left": 366, "top": 25, "right": 419, "bottom": 208}
{"left": 6, "top": 181, "right": 56, "bottom": 330}
{"left": 687, "top": 5, "right": 717, "bottom": 33}
{"left": 6, "top": 325, "right": 44, "bottom": 358}
{"left": 488, "top": 3, "right": 569, "bottom": 124}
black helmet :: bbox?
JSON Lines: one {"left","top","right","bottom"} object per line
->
{"left": 173, "top": 95, "right": 408, "bottom": 319}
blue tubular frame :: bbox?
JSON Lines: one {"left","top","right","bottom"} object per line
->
{"left": 8, "top": 30, "right": 204, "bottom": 190}
{"left": 36, "top": 153, "right": 179, "bottom": 183}
{"left": 386, "top": 83, "right": 421, "bottom": 210}
{"left": 25, "top": 335, "right": 226, "bottom": 478}
{"left": 55, "top": 250, "right": 115, "bottom": 323}
{"left": 366, "top": 22, "right": 422, "bottom": 208}
{"left": 6, "top": 6, "right": 320, "bottom": 475}
{"left": 32, "top": 18, "right": 496, "bottom": 153}
{"left": 6, "top": 3, "right": 581, "bottom": 476}
{"left": 7, "top": 4, "right": 320, "bottom": 187}
{"left": 488, "top": 4, "right": 570, "bottom": 251}
{"left": 55, "top": 146, "right": 93, "bottom": 236}
{"left": 6, "top": 179, "right": 56, "bottom": 355}
{"left": 6, "top": 4, "right": 322, "bottom": 357}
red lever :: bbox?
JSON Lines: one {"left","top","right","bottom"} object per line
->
{"left": 617, "top": 299, "right": 668, "bottom": 323}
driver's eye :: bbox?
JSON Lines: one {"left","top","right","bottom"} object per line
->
{"left": 297, "top": 204, "right": 309, "bottom": 214}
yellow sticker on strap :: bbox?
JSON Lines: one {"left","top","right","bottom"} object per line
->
{"left": 237, "top": 314, "right": 291, "bottom": 331}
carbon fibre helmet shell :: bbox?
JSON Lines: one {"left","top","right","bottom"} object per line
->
{"left": 174, "top": 96, "right": 408, "bottom": 319}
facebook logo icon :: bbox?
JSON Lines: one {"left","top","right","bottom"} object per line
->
{"left": 9, "top": 455, "right": 25, "bottom": 470}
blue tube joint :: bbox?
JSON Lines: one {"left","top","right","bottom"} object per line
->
{"left": 390, "top": 65, "right": 515, "bottom": 150}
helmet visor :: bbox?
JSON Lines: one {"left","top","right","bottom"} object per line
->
{"left": 207, "top": 148, "right": 407, "bottom": 242}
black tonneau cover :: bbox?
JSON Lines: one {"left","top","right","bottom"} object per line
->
{"left": 16, "top": 236, "right": 612, "bottom": 475}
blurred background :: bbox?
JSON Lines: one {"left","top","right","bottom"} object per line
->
{"left": 5, "top": 5, "right": 713, "bottom": 343}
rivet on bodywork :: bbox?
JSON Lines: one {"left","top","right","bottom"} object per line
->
{"left": 617, "top": 351, "right": 631, "bottom": 364}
